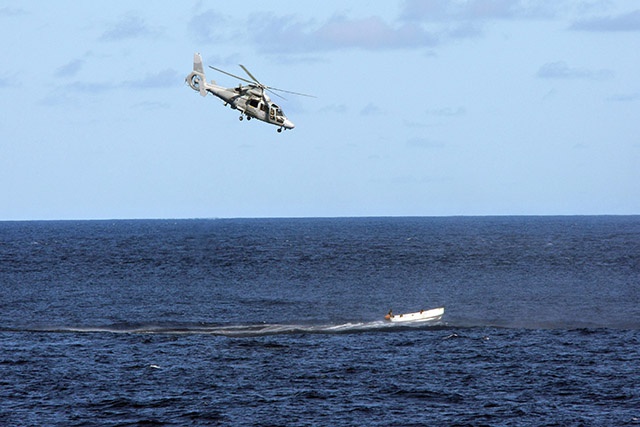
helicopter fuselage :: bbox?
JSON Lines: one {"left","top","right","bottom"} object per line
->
{"left": 208, "top": 83, "right": 293, "bottom": 129}
{"left": 186, "top": 54, "right": 295, "bottom": 132}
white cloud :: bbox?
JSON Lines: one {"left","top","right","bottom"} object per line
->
{"left": 191, "top": 2, "right": 569, "bottom": 56}
{"left": 250, "top": 13, "right": 437, "bottom": 53}
{"left": 400, "top": 0, "right": 563, "bottom": 22}
{"left": 315, "top": 15, "right": 437, "bottom": 50}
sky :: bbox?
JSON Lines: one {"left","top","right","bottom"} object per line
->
{"left": 1, "top": 0, "right": 639, "bottom": 220}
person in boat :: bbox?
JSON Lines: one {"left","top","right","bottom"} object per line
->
{"left": 385, "top": 309, "right": 393, "bottom": 320}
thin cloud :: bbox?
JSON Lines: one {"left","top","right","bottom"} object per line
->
{"left": 55, "top": 59, "right": 85, "bottom": 78}
{"left": 0, "top": 6, "right": 27, "bottom": 16}
{"left": 132, "top": 101, "right": 171, "bottom": 110}
{"left": 122, "top": 69, "right": 181, "bottom": 89}
{"left": 204, "top": 53, "right": 243, "bottom": 68}
{"left": 536, "top": 61, "right": 613, "bottom": 80}
{"left": 406, "top": 137, "right": 445, "bottom": 149}
{"left": 99, "top": 14, "right": 155, "bottom": 41}
{"left": 571, "top": 10, "right": 640, "bottom": 32}
{"left": 41, "top": 69, "right": 181, "bottom": 106}
{"left": 249, "top": 14, "right": 318, "bottom": 52}
{"left": 63, "top": 69, "right": 180, "bottom": 93}
{"left": 360, "top": 103, "right": 384, "bottom": 116}
{"left": 426, "top": 106, "right": 466, "bottom": 117}
{"left": 319, "top": 104, "right": 348, "bottom": 114}
{"left": 67, "top": 81, "right": 117, "bottom": 94}
{"left": 447, "top": 22, "right": 484, "bottom": 39}
{"left": 188, "top": 10, "right": 229, "bottom": 43}
{"left": 39, "top": 82, "right": 115, "bottom": 106}
{"left": 607, "top": 92, "right": 640, "bottom": 102}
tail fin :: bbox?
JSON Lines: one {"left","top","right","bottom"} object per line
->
{"left": 186, "top": 53, "right": 209, "bottom": 97}
{"left": 193, "top": 52, "right": 204, "bottom": 74}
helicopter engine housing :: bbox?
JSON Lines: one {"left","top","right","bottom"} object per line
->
{"left": 248, "top": 87, "right": 263, "bottom": 98}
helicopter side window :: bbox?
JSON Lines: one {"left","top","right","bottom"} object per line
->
{"left": 249, "top": 99, "right": 259, "bottom": 108}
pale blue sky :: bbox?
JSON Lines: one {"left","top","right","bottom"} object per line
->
{"left": 1, "top": 1, "right": 639, "bottom": 220}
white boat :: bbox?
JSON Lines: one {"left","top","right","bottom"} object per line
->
{"left": 384, "top": 307, "right": 444, "bottom": 323}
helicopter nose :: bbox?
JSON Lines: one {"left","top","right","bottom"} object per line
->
{"left": 283, "top": 119, "right": 295, "bottom": 129}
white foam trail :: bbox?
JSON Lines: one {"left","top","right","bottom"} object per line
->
{"left": 21, "top": 319, "right": 445, "bottom": 337}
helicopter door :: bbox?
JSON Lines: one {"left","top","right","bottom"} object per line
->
{"left": 248, "top": 98, "right": 260, "bottom": 111}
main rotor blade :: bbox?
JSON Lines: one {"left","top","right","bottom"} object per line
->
{"left": 269, "top": 87, "right": 317, "bottom": 98}
{"left": 239, "top": 65, "right": 262, "bottom": 86}
{"left": 208, "top": 66, "right": 254, "bottom": 85}
{"left": 212, "top": 64, "right": 316, "bottom": 98}
{"left": 240, "top": 64, "right": 316, "bottom": 97}
{"left": 266, "top": 88, "right": 287, "bottom": 101}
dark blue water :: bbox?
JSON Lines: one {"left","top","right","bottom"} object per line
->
{"left": 1, "top": 216, "right": 639, "bottom": 426}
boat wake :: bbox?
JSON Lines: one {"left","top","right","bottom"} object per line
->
{"left": 6, "top": 315, "right": 637, "bottom": 336}
{"left": 10, "top": 320, "right": 449, "bottom": 337}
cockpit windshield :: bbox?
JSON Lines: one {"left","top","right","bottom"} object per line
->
{"left": 271, "top": 104, "right": 283, "bottom": 116}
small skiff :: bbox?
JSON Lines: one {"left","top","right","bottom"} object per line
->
{"left": 384, "top": 307, "right": 444, "bottom": 323}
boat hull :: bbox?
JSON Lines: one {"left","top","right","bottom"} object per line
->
{"left": 385, "top": 307, "right": 444, "bottom": 323}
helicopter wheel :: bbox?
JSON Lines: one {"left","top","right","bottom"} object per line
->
{"left": 246, "top": 116, "right": 251, "bottom": 121}
{"left": 239, "top": 115, "right": 243, "bottom": 121}
{"left": 277, "top": 128, "right": 283, "bottom": 133}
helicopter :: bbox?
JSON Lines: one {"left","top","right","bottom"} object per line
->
{"left": 185, "top": 53, "right": 314, "bottom": 132}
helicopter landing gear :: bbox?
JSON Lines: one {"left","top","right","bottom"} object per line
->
{"left": 277, "top": 127, "right": 283, "bottom": 133}
{"left": 239, "top": 115, "right": 243, "bottom": 121}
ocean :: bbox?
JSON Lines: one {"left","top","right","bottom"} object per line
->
{"left": 1, "top": 216, "right": 639, "bottom": 426}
